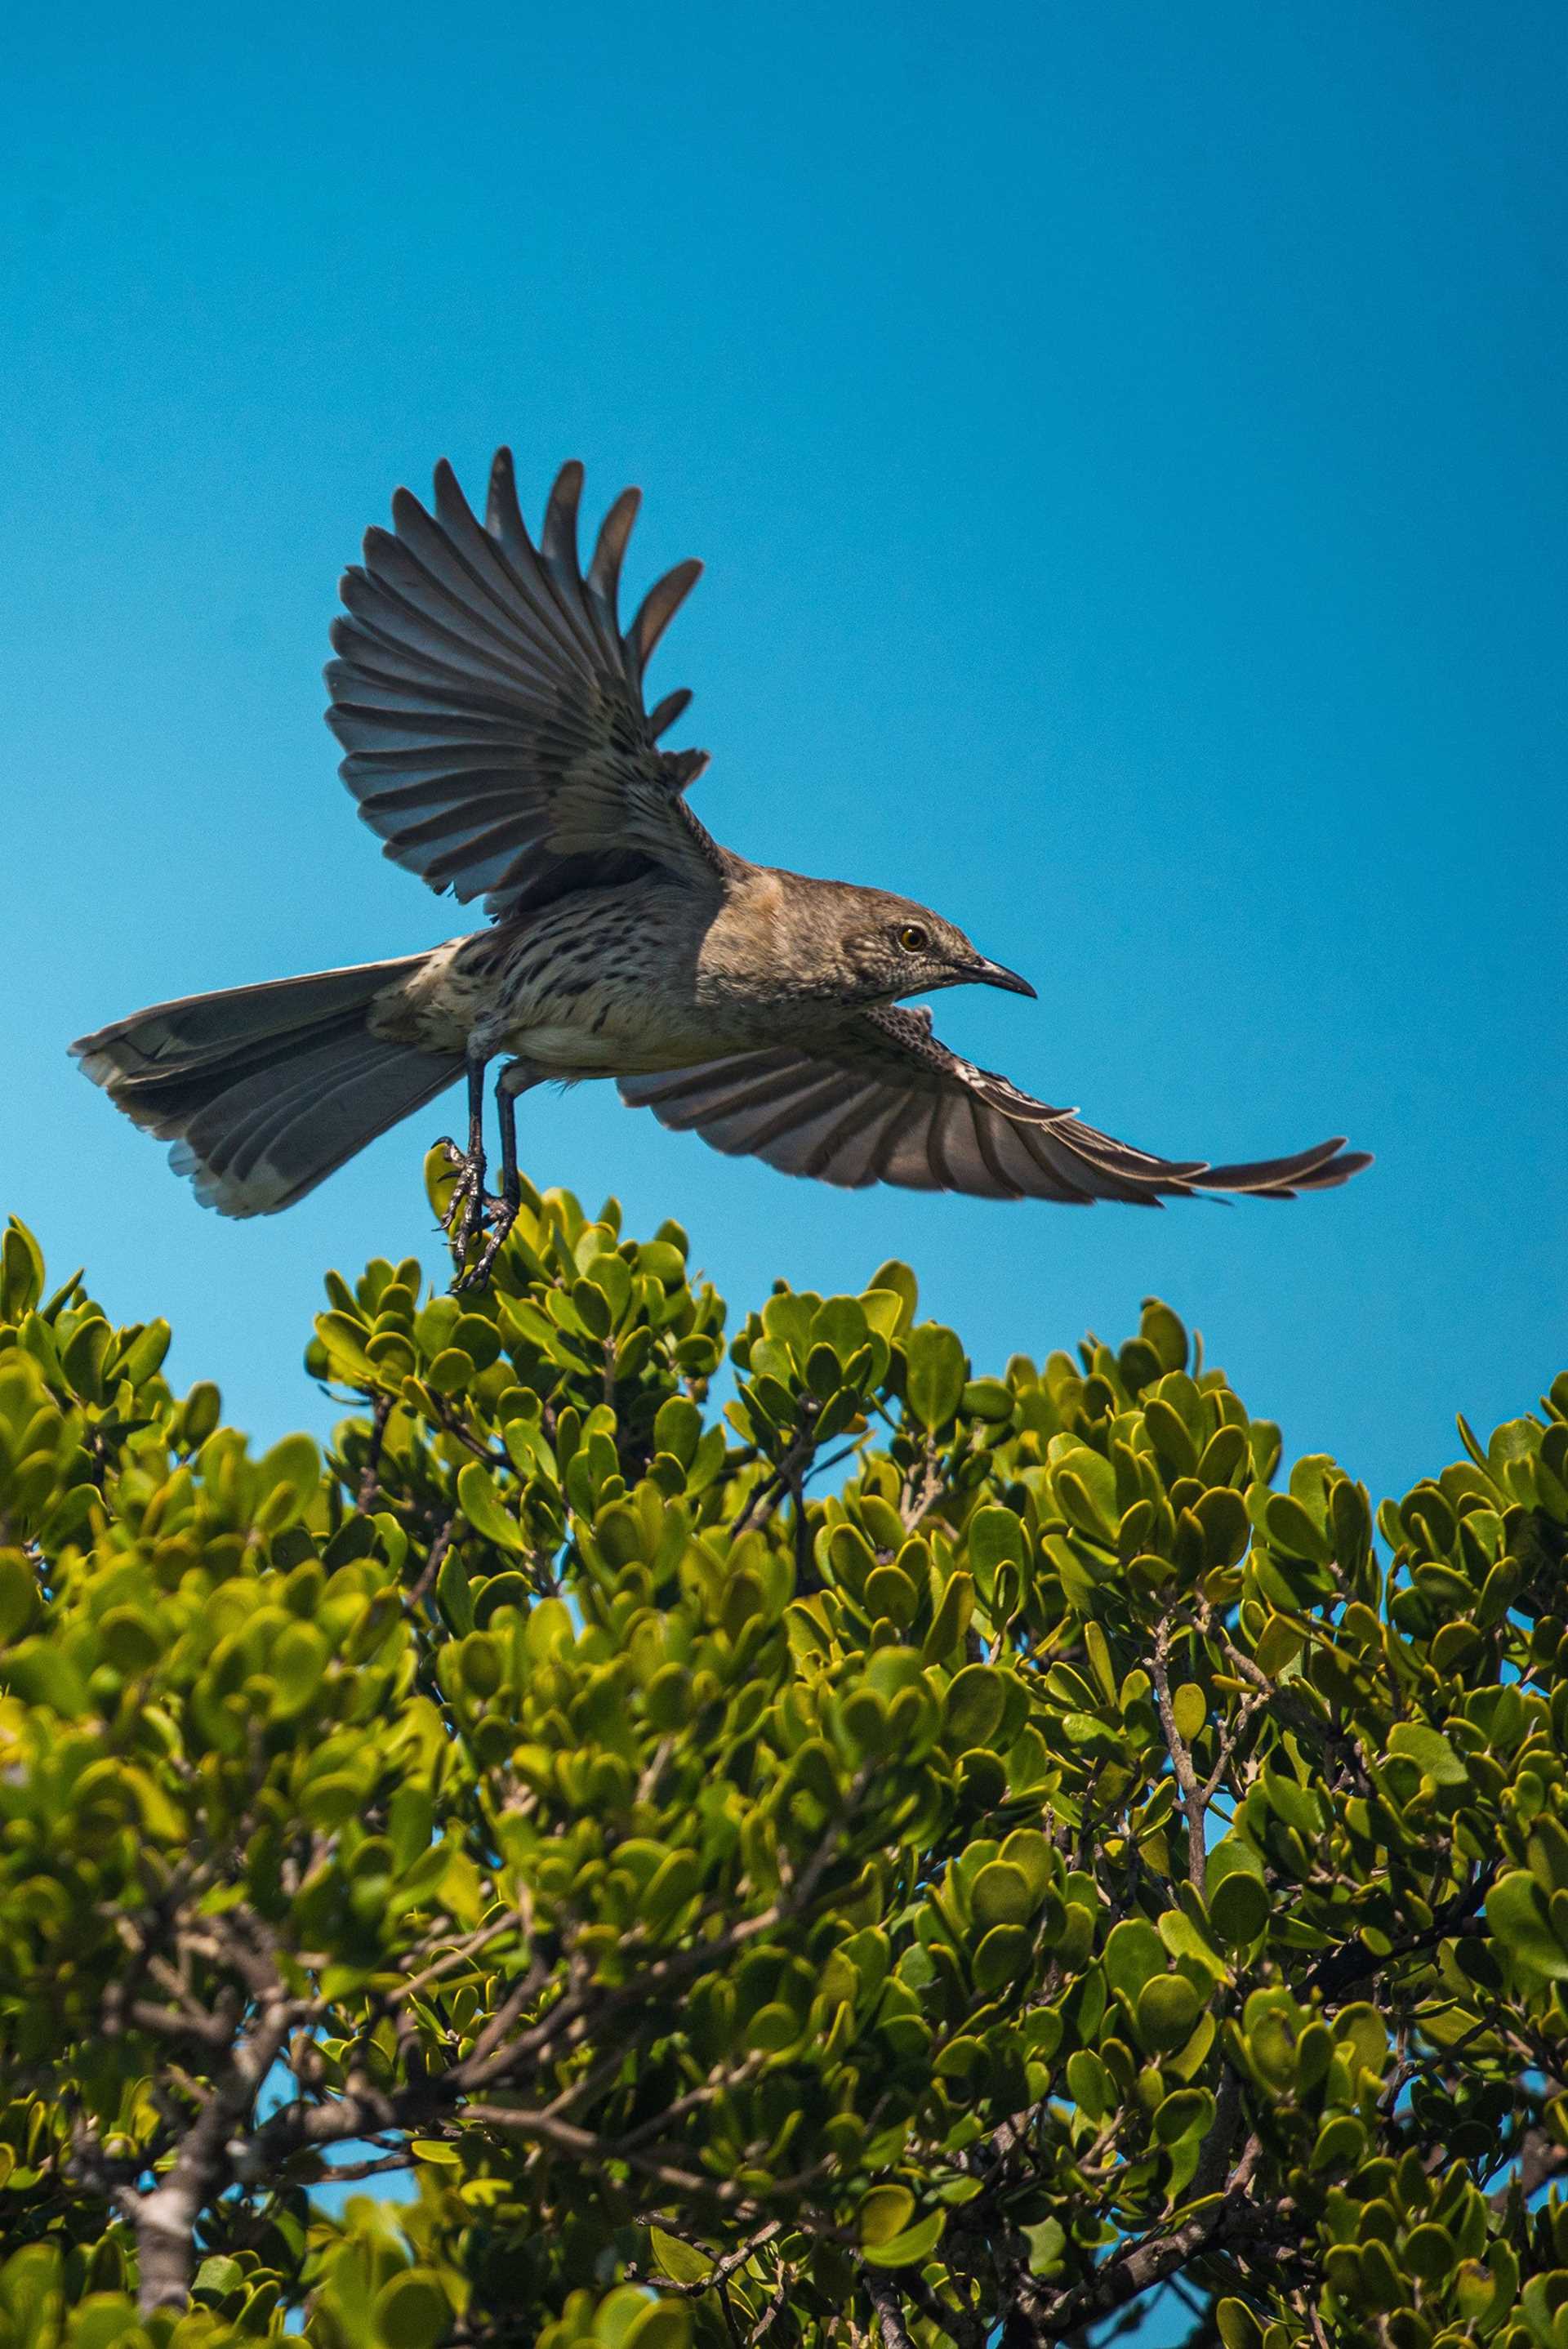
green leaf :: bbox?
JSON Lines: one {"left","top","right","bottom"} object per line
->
{"left": 1171, "top": 1683, "right": 1205, "bottom": 1743}
{"left": 1487, "top": 1870, "right": 1568, "bottom": 1979}
{"left": 1135, "top": 1972, "right": 1205, "bottom": 2053}
{"left": 436, "top": 1548, "right": 476, "bottom": 1636}
{"left": 1082, "top": 1619, "right": 1116, "bottom": 1701}
{"left": 1264, "top": 1491, "right": 1330, "bottom": 1563}
{"left": 256, "top": 1432, "right": 321, "bottom": 1525}
{"left": 457, "top": 1460, "right": 525, "bottom": 1553}
{"left": 968, "top": 1505, "right": 1027, "bottom": 1600}
{"left": 973, "top": 1922, "right": 1031, "bottom": 1992}
{"left": 271, "top": 1621, "right": 328, "bottom": 1713}
{"left": 1066, "top": 2048, "right": 1115, "bottom": 2121}
{"left": 1140, "top": 1299, "right": 1188, "bottom": 1371}
{"left": 1387, "top": 1722, "right": 1468, "bottom": 1787}
{"left": 1154, "top": 2085, "right": 1215, "bottom": 2146}
{"left": 612, "top": 2298, "right": 692, "bottom": 2349}
{"left": 1216, "top": 2301, "right": 1263, "bottom": 2349}
{"left": 1143, "top": 1397, "right": 1199, "bottom": 1476}
{"left": 0, "top": 1220, "right": 44, "bottom": 1322}
{"left": 118, "top": 1317, "right": 172, "bottom": 1386}
{"left": 194, "top": 2256, "right": 244, "bottom": 2298}
{"left": 746, "top": 2000, "right": 804, "bottom": 2053}
{"left": 860, "top": 2210, "right": 946, "bottom": 2269}
{"left": 858, "top": 2184, "right": 916, "bottom": 2245}
{"left": 1208, "top": 1867, "right": 1269, "bottom": 1948}
{"left": 653, "top": 1396, "right": 702, "bottom": 1467}
{"left": 970, "top": 1860, "right": 1034, "bottom": 1928}
{"left": 999, "top": 1829, "right": 1055, "bottom": 1901}
{"left": 962, "top": 1378, "right": 1014, "bottom": 1421}
{"left": 905, "top": 1323, "right": 966, "bottom": 1429}
{"left": 61, "top": 1316, "right": 112, "bottom": 1402}
{"left": 1102, "top": 1916, "right": 1165, "bottom": 2002}
{"left": 372, "top": 2269, "right": 450, "bottom": 2349}
{"left": 1022, "top": 2218, "right": 1066, "bottom": 2274}
{"left": 314, "top": 1310, "right": 380, "bottom": 1386}
{"left": 648, "top": 2229, "right": 712, "bottom": 2286}
{"left": 642, "top": 1851, "right": 700, "bottom": 1932}
{"left": 0, "top": 1554, "right": 38, "bottom": 1643}
{"left": 941, "top": 1664, "right": 1008, "bottom": 1749}
{"left": 866, "top": 1260, "right": 918, "bottom": 1333}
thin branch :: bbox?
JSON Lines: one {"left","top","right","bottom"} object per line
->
{"left": 1016, "top": 2128, "right": 1268, "bottom": 2340}
{"left": 310, "top": 2150, "right": 416, "bottom": 2184}
{"left": 406, "top": 1515, "right": 458, "bottom": 1611}
{"left": 357, "top": 1393, "right": 392, "bottom": 1512}
{"left": 1305, "top": 1865, "right": 1494, "bottom": 2005}
{"left": 644, "top": 2220, "right": 783, "bottom": 2299}
{"left": 899, "top": 1435, "right": 949, "bottom": 1534}
{"left": 458, "top": 2104, "right": 715, "bottom": 2197}
{"left": 861, "top": 2267, "right": 916, "bottom": 2349}
{"left": 393, "top": 1913, "right": 527, "bottom": 2004}
{"left": 746, "top": 2267, "right": 791, "bottom": 2345}
{"left": 1150, "top": 1616, "right": 1207, "bottom": 1897}
{"left": 733, "top": 1409, "right": 822, "bottom": 1538}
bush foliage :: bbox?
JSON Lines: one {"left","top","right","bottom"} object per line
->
{"left": 1, "top": 1160, "right": 1566, "bottom": 2348}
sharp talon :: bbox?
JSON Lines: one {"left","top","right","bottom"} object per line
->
{"left": 457, "top": 1201, "right": 519, "bottom": 1291}
{"left": 438, "top": 1140, "right": 492, "bottom": 1265}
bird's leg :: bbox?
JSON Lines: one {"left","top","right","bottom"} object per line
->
{"left": 460, "top": 1063, "right": 528, "bottom": 1290}
{"left": 436, "top": 1056, "right": 495, "bottom": 1274}
{"left": 455, "top": 1061, "right": 536, "bottom": 1291}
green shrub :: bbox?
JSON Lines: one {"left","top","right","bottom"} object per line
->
{"left": 0, "top": 1159, "right": 1565, "bottom": 2347}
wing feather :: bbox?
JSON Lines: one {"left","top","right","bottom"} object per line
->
{"left": 619, "top": 1008, "right": 1371, "bottom": 1206}
{"left": 327, "top": 452, "right": 723, "bottom": 917}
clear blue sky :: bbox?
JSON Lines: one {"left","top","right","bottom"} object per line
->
{"left": 4, "top": 2, "right": 1565, "bottom": 1507}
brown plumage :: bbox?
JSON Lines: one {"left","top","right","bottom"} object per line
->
{"left": 72, "top": 452, "right": 1370, "bottom": 1270}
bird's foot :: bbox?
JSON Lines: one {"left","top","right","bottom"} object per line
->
{"left": 456, "top": 1197, "right": 520, "bottom": 1293}
{"left": 436, "top": 1136, "right": 507, "bottom": 1289}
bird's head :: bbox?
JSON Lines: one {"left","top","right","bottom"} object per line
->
{"left": 796, "top": 882, "right": 1037, "bottom": 1009}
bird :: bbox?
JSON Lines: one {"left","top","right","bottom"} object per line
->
{"left": 72, "top": 451, "right": 1370, "bottom": 1285}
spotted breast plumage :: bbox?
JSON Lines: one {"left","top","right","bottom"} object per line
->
{"left": 72, "top": 450, "right": 1370, "bottom": 1281}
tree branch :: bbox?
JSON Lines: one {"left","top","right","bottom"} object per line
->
{"left": 860, "top": 2267, "right": 916, "bottom": 2349}
{"left": 129, "top": 1992, "right": 297, "bottom": 2313}
{"left": 1150, "top": 1616, "right": 1207, "bottom": 1896}
{"left": 1014, "top": 2129, "right": 1267, "bottom": 2340}
{"left": 1304, "top": 1864, "right": 1493, "bottom": 2004}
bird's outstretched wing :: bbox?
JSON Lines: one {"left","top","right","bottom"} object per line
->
{"left": 326, "top": 453, "right": 724, "bottom": 917}
{"left": 619, "top": 1007, "right": 1371, "bottom": 1202}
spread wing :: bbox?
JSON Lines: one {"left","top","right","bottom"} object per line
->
{"left": 618, "top": 1007, "right": 1371, "bottom": 1203}
{"left": 326, "top": 452, "right": 725, "bottom": 918}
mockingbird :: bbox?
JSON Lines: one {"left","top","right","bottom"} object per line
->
{"left": 73, "top": 452, "right": 1369, "bottom": 1281}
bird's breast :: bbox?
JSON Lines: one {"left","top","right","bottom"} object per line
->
{"left": 377, "top": 885, "right": 783, "bottom": 1074}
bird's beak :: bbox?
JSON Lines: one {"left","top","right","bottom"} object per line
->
{"left": 966, "top": 956, "right": 1037, "bottom": 1000}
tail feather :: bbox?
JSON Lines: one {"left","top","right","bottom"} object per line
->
{"left": 71, "top": 956, "right": 465, "bottom": 1217}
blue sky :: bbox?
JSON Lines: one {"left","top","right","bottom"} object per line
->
{"left": 4, "top": 2, "right": 1564, "bottom": 1512}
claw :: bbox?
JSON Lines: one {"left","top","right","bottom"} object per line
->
{"left": 436, "top": 1135, "right": 501, "bottom": 1286}
{"left": 434, "top": 1059, "right": 529, "bottom": 1293}
{"left": 456, "top": 1197, "right": 519, "bottom": 1292}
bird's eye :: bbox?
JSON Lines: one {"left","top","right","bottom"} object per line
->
{"left": 896, "top": 923, "right": 929, "bottom": 953}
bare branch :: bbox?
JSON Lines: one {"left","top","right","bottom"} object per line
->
{"left": 130, "top": 1992, "right": 298, "bottom": 2313}
{"left": 1150, "top": 1616, "right": 1207, "bottom": 1896}
{"left": 641, "top": 2220, "right": 783, "bottom": 2299}
{"left": 861, "top": 2267, "right": 916, "bottom": 2349}
{"left": 1015, "top": 2127, "right": 1267, "bottom": 2340}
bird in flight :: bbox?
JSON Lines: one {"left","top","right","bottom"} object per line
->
{"left": 73, "top": 452, "right": 1369, "bottom": 1282}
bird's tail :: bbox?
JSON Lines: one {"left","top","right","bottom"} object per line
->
{"left": 70, "top": 956, "right": 465, "bottom": 1218}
